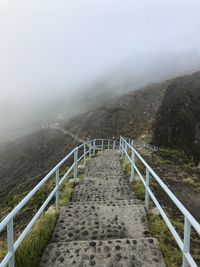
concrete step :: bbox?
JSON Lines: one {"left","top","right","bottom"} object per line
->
{"left": 39, "top": 238, "right": 166, "bottom": 267}
{"left": 39, "top": 150, "right": 165, "bottom": 267}
{"left": 51, "top": 202, "right": 150, "bottom": 243}
{"left": 72, "top": 177, "right": 136, "bottom": 203}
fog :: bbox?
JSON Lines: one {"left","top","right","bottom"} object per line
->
{"left": 0, "top": 0, "right": 200, "bottom": 143}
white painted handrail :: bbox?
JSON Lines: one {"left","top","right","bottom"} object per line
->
{"left": 0, "top": 139, "right": 118, "bottom": 267}
{"left": 120, "top": 136, "right": 200, "bottom": 267}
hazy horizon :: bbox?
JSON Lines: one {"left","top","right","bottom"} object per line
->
{"left": 1, "top": 0, "right": 200, "bottom": 140}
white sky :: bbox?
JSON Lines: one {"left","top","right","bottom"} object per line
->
{"left": 0, "top": 0, "right": 200, "bottom": 127}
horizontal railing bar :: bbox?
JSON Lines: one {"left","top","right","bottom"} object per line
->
{"left": 147, "top": 186, "right": 184, "bottom": 251}
{"left": 0, "top": 251, "right": 13, "bottom": 267}
{"left": 134, "top": 164, "right": 146, "bottom": 185}
{"left": 14, "top": 187, "right": 57, "bottom": 251}
{"left": 94, "top": 139, "right": 119, "bottom": 142}
{"left": 184, "top": 252, "right": 198, "bottom": 267}
{"left": 77, "top": 153, "right": 85, "bottom": 163}
{"left": 123, "top": 148, "right": 131, "bottom": 162}
{"left": 121, "top": 137, "right": 200, "bottom": 235}
{"left": 59, "top": 164, "right": 75, "bottom": 186}
{"left": 0, "top": 172, "right": 55, "bottom": 232}
{"left": 0, "top": 138, "right": 121, "bottom": 267}
{"left": 0, "top": 148, "right": 77, "bottom": 232}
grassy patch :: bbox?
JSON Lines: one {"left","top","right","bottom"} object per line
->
{"left": 0, "top": 241, "right": 7, "bottom": 263}
{"left": 148, "top": 213, "right": 182, "bottom": 267}
{"left": 59, "top": 181, "right": 74, "bottom": 206}
{"left": 15, "top": 209, "right": 59, "bottom": 267}
{"left": 122, "top": 157, "right": 131, "bottom": 177}
{"left": 182, "top": 177, "right": 200, "bottom": 192}
{"left": 133, "top": 180, "right": 145, "bottom": 201}
{"left": 0, "top": 154, "right": 92, "bottom": 266}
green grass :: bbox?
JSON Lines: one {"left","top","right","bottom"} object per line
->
{"left": 121, "top": 156, "right": 187, "bottom": 267}
{"left": 0, "top": 241, "right": 7, "bottom": 263}
{"left": 59, "top": 180, "right": 74, "bottom": 206}
{"left": 148, "top": 213, "right": 182, "bottom": 267}
{"left": 0, "top": 155, "right": 91, "bottom": 266}
{"left": 15, "top": 209, "right": 59, "bottom": 267}
{"left": 133, "top": 180, "right": 145, "bottom": 201}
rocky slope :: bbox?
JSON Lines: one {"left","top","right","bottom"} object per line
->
{"left": 64, "top": 82, "right": 167, "bottom": 141}
{"left": 64, "top": 71, "right": 200, "bottom": 162}
{"left": 0, "top": 128, "right": 78, "bottom": 201}
{"left": 153, "top": 71, "right": 200, "bottom": 162}
{"left": 1, "top": 70, "right": 200, "bottom": 215}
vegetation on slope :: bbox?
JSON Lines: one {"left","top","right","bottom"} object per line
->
{"left": 121, "top": 155, "right": 200, "bottom": 267}
{"left": 0, "top": 156, "right": 89, "bottom": 267}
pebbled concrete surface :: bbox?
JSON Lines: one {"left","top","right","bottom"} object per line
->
{"left": 39, "top": 150, "right": 165, "bottom": 267}
{"left": 39, "top": 238, "right": 165, "bottom": 267}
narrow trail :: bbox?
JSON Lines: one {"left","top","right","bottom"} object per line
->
{"left": 39, "top": 150, "right": 165, "bottom": 267}
{"left": 46, "top": 125, "right": 85, "bottom": 143}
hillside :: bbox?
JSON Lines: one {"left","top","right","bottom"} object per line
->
{"left": 64, "top": 71, "right": 200, "bottom": 162}
{"left": 0, "top": 70, "right": 200, "bottom": 222}
{"left": 64, "top": 82, "right": 167, "bottom": 140}
{"left": 0, "top": 129, "right": 78, "bottom": 202}
{"left": 153, "top": 71, "right": 200, "bottom": 162}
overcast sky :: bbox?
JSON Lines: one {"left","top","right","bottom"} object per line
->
{"left": 0, "top": 0, "right": 200, "bottom": 132}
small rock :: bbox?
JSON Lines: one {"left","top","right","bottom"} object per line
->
{"left": 149, "top": 207, "right": 160, "bottom": 216}
{"left": 69, "top": 178, "right": 80, "bottom": 185}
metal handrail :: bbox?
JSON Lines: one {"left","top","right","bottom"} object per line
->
{"left": 0, "top": 138, "right": 118, "bottom": 267}
{"left": 120, "top": 136, "right": 200, "bottom": 267}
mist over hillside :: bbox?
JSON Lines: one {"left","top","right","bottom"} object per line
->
{"left": 1, "top": 51, "right": 200, "bottom": 149}
{"left": 1, "top": 0, "right": 200, "bottom": 147}
{"left": 64, "top": 71, "right": 200, "bottom": 162}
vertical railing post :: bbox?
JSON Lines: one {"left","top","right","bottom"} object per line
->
{"left": 125, "top": 141, "right": 127, "bottom": 155}
{"left": 182, "top": 217, "right": 191, "bottom": 267}
{"left": 131, "top": 139, "right": 134, "bottom": 147}
{"left": 7, "top": 218, "right": 14, "bottom": 267}
{"left": 74, "top": 148, "right": 78, "bottom": 179}
{"left": 121, "top": 138, "right": 124, "bottom": 157}
{"left": 130, "top": 149, "right": 135, "bottom": 182}
{"left": 101, "top": 140, "right": 104, "bottom": 151}
{"left": 113, "top": 140, "right": 116, "bottom": 150}
{"left": 108, "top": 140, "right": 110, "bottom": 149}
{"left": 93, "top": 139, "right": 96, "bottom": 155}
{"left": 55, "top": 168, "right": 59, "bottom": 209}
{"left": 145, "top": 168, "right": 150, "bottom": 210}
{"left": 89, "top": 141, "right": 92, "bottom": 158}
{"left": 84, "top": 143, "right": 86, "bottom": 167}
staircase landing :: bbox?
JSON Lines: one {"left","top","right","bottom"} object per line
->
{"left": 39, "top": 150, "right": 165, "bottom": 267}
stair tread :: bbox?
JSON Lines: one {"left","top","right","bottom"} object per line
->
{"left": 39, "top": 238, "right": 165, "bottom": 267}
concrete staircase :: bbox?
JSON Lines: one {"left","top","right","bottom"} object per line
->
{"left": 39, "top": 150, "right": 165, "bottom": 267}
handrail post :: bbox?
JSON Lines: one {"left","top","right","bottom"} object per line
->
{"left": 84, "top": 143, "right": 86, "bottom": 167}
{"left": 74, "top": 148, "right": 78, "bottom": 179}
{"left": 145, "top": 168, "right": 150, "bottom": 210}
{"left": 125, "top": 141, "right": 127, "bottom": 154}
{"left": 55, "top": 168, "right": 59, "bottom": 209}
{"left": 121, "top": 138, "right": 124, "bottom": 157}
{"left": 7, "top": 218, "right": 14, "bottom": 267}
{"left": 182, "top": 217, "right": 191, "bottom": 267}
{"left": 101, "top": 140, "right": 104, "bottom": 151}
{"left": 93, "top": 139, "right": 96, "bottom": 155}
{"left": 108, "top": 140, "right": 110, "bottom": 149}
{"left": 89, "top": 141, "right": 92, "bottom": 158}
{"left": 130, "top": 149, "right": 135, "bottom": 182}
